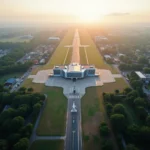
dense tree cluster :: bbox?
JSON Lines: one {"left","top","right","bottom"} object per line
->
{"left": 103, "top": 87, "right": 150, "bottom": 150}
{"left": 0, "top": 86, "right": 45, "bottom": 150}
{"left": 119, "top": 63, "right": 143, "bottom": 71}
{"left": 99, "top": 122, "right": 113, "bottom": 150}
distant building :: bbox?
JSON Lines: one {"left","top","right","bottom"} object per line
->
{"left": 95, "top": 36, "right": 108, "bottom": 42}
{"left": 4, "top": 78, "right": 16, "bottom": 87}
{"left": 19, "top": 34, "right": 33, "bottom": 39}
{"left": 104, "top": 55, "right": 111, "bottom": 60}
{"left": 40, "top": 59, "right": 45, "bottom": 64}
{"left": 118, "top": 53, "right": 126, "bottom": 57}
{"left": 135, "top": 71, "right": 146, "bottom": 82}
{"left": 48, "top": 37, "right": 60, "bottom": 40}
{"left": 53, "top": 63, "right": 97, "bottom": 79}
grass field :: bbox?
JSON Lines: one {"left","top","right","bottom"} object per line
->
{"left": 0, "top": 37, "right": 31, "bottom": 43}
{"left": 80, "top": 47, "right": 87, "bottom": 64}
{"left": 81, "top": 78, "right": 128, "bottom": 150}
{"left": 79, "top": 29, "right": 117, "bottom": 73}
{"left": 23, "top": 79, "right": 67, "bottom": 136}
{"left": 0, "top": 72, "right": 23, "bottom": 84}
{"left": 30, "top": 140, "right": 64, "bottom": 150}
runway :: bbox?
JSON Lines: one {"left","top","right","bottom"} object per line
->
{"left": 65, "top": 93, "right": 82, "bottom": 150}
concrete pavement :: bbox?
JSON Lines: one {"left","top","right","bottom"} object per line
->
{"left": 65, "top": 93, "right": 82, "bottom": 150}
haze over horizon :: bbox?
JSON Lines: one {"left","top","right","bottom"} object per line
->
{"left": 0, "top": 0, "right": 150, "bottom": 26}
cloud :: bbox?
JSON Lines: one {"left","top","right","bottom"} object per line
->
{"left": 106, "top": 12, "right": 130, "bottom": 16}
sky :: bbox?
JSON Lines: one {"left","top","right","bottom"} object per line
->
{"left": 0, "top": 0, "right": 150, "bottom": 25}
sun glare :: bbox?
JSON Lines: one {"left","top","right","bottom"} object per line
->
{"left": 78, "top": 12, "right": 103, "bottom": 23}
{"left": 76, "top": 3, "right": 104, "bottom": 23}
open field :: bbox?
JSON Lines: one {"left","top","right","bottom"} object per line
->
{"left": 23, "top": 79, "right": 67, "bottom": 136}
{"left": 80, "top": 47, "right": 87, "bottom": 64}
{"left": 81, "top": 78, "right": 128, "bottom": 150}
{"left": 79, "top": 29, "right": 117, "bottom": 73}
{"left": 0, "top": 72, "right": 23, "bottom": 84}
{"left": 29, "top": 140, "right": 64, "bottom": 150}
{"left": 0, "top": 37, "right": 31, "bottom": 43}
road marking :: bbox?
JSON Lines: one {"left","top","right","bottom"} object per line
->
{"left": 63, "top": 47, "right": 70, "bottom": 65}
{"left": 68, "top": 95, "right": 80, "bottom": 99}
{"left": 84, "top": 47, "right": 89, "bottom": 65}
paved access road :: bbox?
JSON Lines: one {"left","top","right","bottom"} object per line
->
{"left": 65, "top": 93, "right": 82, "bottom": 150}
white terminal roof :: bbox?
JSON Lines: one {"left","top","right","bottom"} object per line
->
{"left": 135, "top": 71, "right": 146, "bottom": 79}
{"left": 68, "top": 63, "right": 81, "bottom": 72}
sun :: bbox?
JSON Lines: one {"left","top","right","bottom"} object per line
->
{"left": 76, "top": 6, "right": 104, "bottom": 23}
{"left": 78, "top": 12, "right": 103, "bottom": 23}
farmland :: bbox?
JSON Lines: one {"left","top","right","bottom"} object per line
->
{"left": 29, "top": 140, "right": 64, "bottom": 150}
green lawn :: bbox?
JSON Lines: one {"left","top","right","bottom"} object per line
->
{"left": 0, "top": 72, "right": 23, "bottom": 84}
{"left": 29, "top": 140, "right": 64, "bottom": 150}
{"left": 23, "top": 79, "right": 67, "bottom": 136}
{"left": 37, "top": 87, "right": 67, "bottom": 136}
{"left": 79, "top": 29, "right": 117, "bottom": 73}
{"left": 80, "top": 47, "right": 87, "bottom": 64}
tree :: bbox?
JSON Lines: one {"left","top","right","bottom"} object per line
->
{"left": 17, "top": 104, "right": 30, "bottom": 117}
{"left": 99, "top": 122, "right": 110, "bottom": 136}
{"left": 139, "top": 126, "right": 150, "bottom": 142}
{"left": 19, "top": 123, "right": 33, "bottom": 138}
{"left": 113, "top": 104, "right": 126, "bottom": 116}
{"left": 13, "top": 138, "right": 29, "bottom": 150}
{"left": 27, "top": 87, "right": 33, "bottom": 93}
{"left": 127, "top": 90, "right": 138, "bottom": 99}
{"left": 101, "top": 139, "right": 113, "bottom": 150}
{"left": 131, "top": 80, "right": 143, "bottom": 89}
{"left": 123, "top": 87, "right": 132, "bottom": 95}
{"left": 138, "top": 56, "right": 148, "bottom": 64}
{"left": 19, "top": 87, "right": 26, "bottom": 94}
{"left": 135, "top": 106, "right": 147, "bottom": 121}
{"left": 127, "top": 124, "right": 140, "bottom": 143}
{"left": 126, "top": 144, "right": 139, "bottom": 150}
{"left": 103, "top": 94, "right": 111, "bottom": 103}
{"left": 115, "top": 89, "right": 120, "bottom": 94}
{"left": 0, "top": 139, "right": 8, "bottom": 150}
{"left": 134, "top": 97, "right": 145, "bottom": 107}
{"left": 106, "top": 103, "right": 113, "bottom": 115}
{"left": 11, "top": 116, "right": 24, "bottom": 132}
{"left": 33, "top": 103, "right": 41, "bottom": 115}
{"left": 7, "top": 134, "right": 21, "bottom": 147}
{"left": 32, "top": 103, "right": 41, "bottom": 121}
{"left": 143, "top": 67, "right": 150, "bottom": 74}
{"left": 146, "top": 115, "right": 150, "bottom": 126}
{"left": 110, "top": 114, "right": 126, "bottom": 131}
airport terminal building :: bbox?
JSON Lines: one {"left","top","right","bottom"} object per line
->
{"left": 53, "top": 63, "right": 96, "bottom": 79}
